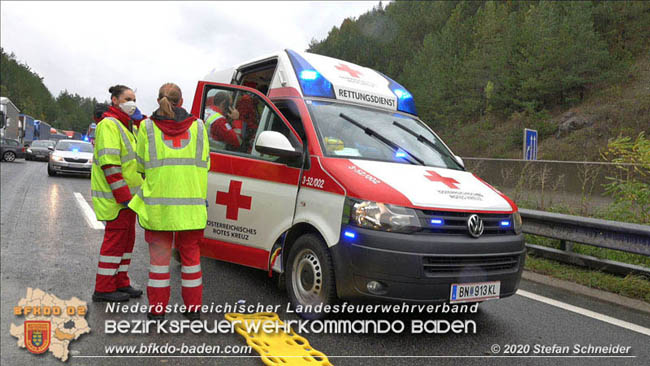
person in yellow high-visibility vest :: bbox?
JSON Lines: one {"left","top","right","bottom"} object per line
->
{"left": 91, "top": 85, "right": 144, "bottom": 302}
{"left": 129, "top": 83, "right": 209, "bottom": 321}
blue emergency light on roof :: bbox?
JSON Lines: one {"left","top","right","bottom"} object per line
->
{"left": 300, "top": 70, "right": 318, "bottom": 80}
{"left": 380, "top": 72, "right": 418, "bottom": 115}
{"left": 286, "top": 49, "right": 335, "bottom": 99}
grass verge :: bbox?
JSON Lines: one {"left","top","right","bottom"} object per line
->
{"left": 524, "top": 254, "right": 650, "bottom": 303}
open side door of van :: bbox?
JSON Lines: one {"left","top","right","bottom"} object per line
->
{"left": 192, "top": 82, "right": 306, "bottom": 271}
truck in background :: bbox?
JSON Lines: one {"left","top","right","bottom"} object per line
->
{"left": 20, "top": 114, "right": 54, "bottom": 144}
{"left": 0, "top": 97, "right": 21, "bottom": 140}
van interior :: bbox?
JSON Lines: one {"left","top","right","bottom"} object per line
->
{"left": 235, "top": 58, "right": 278, "bottom": 96}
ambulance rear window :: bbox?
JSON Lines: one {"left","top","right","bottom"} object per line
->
{"left": 307, "top": 101, "right": 462, "bottom": 170}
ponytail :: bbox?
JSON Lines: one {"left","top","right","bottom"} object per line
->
{"left": 156, "top": 82, "right": 182, "bottom": 119}
{"left": 158, "top": 96, "right": 175, "bottom": 118}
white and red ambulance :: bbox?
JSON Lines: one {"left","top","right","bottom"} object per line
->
{"left": 190, "top": 50, "right": 524, "bottom": 318}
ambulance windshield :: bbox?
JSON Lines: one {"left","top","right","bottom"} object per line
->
{"left": 307, "top": 101, "right": 463, "bottom": 170}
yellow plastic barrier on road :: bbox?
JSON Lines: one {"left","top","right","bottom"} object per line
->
{"left": 225, "top": 312, "right": 333, "bottom": 366}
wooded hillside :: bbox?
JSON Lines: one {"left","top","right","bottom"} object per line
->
{"left": 309, "top": 1, "right": 650, "bottom": 159}
{"left": 1, "top": 48, "right": 97, "bottom": 132}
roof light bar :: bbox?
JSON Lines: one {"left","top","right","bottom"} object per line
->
{"left": 286, "top": 49, "right": 335, "bottom": 99}
{"left": 380, "top": 72, "right": 417, "bottom": 115}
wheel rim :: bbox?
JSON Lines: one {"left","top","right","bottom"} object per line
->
{"left": 291, "top": 248, "right": 323, "bottom": 306}
{"left": 5, "top": 152, "right": 15, "bottom": 162}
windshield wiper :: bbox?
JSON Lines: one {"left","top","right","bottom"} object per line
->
{"left": 392, "top": 120, "right": 462, "bottom": 169}
{"left": 339, "top": 113, "right": 424, "bottom": 165}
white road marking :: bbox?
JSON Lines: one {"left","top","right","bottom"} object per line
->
{"left": 73, "top": 192, "right": 104, "bottom": 230}
{"left": 517, "top": 289, "right": 650, "bottom": 336}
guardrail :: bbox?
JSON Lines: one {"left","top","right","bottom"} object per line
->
{"left": 519, "top": 208, "right": 650, "bottom": 277}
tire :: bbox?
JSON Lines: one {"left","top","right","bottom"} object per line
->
{"left": 3, "top": 151, "right": 16, "bottom": 162}
{"left": 47, "top": 164, "right": 57, "bottom": 176}
{"left": 286, "top": 233, "right": 337, "bottom": 320}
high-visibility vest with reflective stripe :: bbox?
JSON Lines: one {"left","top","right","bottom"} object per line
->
{"left": 128, "top": 118, "right": 210, "bottom": 231}
{"left": 205, "top": 111, "right": 227, "bottom": 150}
{"left": 91, "top": 117, "right": 143, "bottom": 221}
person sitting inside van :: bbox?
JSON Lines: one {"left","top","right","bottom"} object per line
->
{"left": 234, "top": 94, "right": 259, "bottom": 153}
{"left": 206, "top": 92, "right": 242, "bottom": 151}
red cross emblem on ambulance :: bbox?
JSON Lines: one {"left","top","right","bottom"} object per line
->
{"left": 216, "top": 180, "right": 252, "bottom": 220}
{"left": 162, "top": 130, "right": 190, "bottom": 149}
{"left": 335, "top": 63, "right": 362, "bottom": 78}
{"left": 425, "top": 170, "right": 460, "bottom": 189}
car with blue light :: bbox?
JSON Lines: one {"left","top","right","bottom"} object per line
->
{"left": 191, "top": 50, "right": 524, "bottom": 319}
{"left": 48, "top": 139, "right": 93, "bottom": 178}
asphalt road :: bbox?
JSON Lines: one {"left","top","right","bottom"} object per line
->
{"left": 1, "top": 159, "right": 649, "bottom": 366}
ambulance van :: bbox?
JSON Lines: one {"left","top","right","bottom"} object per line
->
{"left": 191, "top": 50, "right": 524, "bottom": 318}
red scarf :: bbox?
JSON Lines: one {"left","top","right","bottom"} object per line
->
{"left": 102, "top": 106, "right": 131, "bottom": 127}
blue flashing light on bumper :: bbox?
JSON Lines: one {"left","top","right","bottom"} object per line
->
{"left": 430, "top": 219, "right": 444, "bottom": 226}
{"left": 344, "top": 230, "right": 356, "bottom": 239}
{"left": 500, "top": 220, "right": 511, "bottom": 227}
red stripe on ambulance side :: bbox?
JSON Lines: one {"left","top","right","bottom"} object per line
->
{"left": 200, "top": 237, "right": 269, "bottom": 270}
{"left": 268, "top": 87, "right": 302, "bottom": 99}
{"left": 209, "top": 153, "right": 301, "bottom": 185}
{"left": 299, "top": 156, "right": 346, "bottom": 195}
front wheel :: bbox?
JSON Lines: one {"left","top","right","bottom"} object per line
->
{"left": 286, "top": 233, "right": 337, "bottom": 320}
{"left": 3, "top": 151, "right": 16, "bottom": 162}
{"left": 47, "top": 164, "right": 57, "bottom": 176}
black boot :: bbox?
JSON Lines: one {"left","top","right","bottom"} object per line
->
{"left": 117, "top": 286, "right": 143, "bottom": 298}
{"left": 147, "top": 313, "right": 165, "bottom": 321}
{"left": 92, "top": 291, "right": 130, "bottom": 302}
{"left": 183, "top": 311, "right": 201, "bottom": 321}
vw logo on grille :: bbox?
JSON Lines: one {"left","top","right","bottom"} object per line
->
{"left": 467, "top": 214, "right": 484, "bottom": 238}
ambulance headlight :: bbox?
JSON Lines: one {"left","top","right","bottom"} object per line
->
{"left": 347, "top": 199, "right": 420, "bottom": 233}
{"left": 513, "top": 211, "right": 523, "bottom": 235}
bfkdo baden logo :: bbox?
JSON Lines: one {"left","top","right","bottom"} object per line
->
{"left": 10, "top": 288, "right": 90, "bottom": 362}
{"left": 25, "top": 320, "right": 51, "bottom": 354}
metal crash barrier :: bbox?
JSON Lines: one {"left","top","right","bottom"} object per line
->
{"left": 519, "top": 208, "right": 650, "bottom": 277}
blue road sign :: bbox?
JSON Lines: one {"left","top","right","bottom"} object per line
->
{"left": 524, "top": 128, "right": 538, "bottom": 160}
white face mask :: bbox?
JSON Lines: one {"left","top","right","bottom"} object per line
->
{"left": 119, "top": 101, "right": 137, "bottom": 116}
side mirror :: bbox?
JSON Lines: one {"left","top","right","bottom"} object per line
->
{"left": 48, "top": 146, "right": 54, "bottom": 151}
{"left": 255, "top": 131, "right": 302, "bottom": 158}
{"left": 454, "top": 155, "right": 464, "bottom": 168}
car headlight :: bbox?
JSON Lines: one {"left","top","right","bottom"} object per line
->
{"left": 26, "top": 148, "right": 32, "bottom": 153}
{"left": 51, "top": 155, "right": 64, "bottom": 162}
{"left": 87, "top": 156, "right": 93, "bottom": 164}
{"left": 346, "top": 198, "right": 421, "bottom": 233}
{"left": 513, "top": 211, "right": 523, "bottom": 234}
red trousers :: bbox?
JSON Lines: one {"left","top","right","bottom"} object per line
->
{"left": 145, "top": 229, "right": 203, "bottom": 315}
{"left": 95, "top": 208, "right": 136, "bottom": 292}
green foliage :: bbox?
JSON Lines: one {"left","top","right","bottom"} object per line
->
{"left": 308, "top": 0, "right": 648, "bottom": 136}
{"left": 0, "top": 48, "right": 97, "bottom": 133}
{"left": 601, "top": 132, "right": 650, "bottom": 224}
